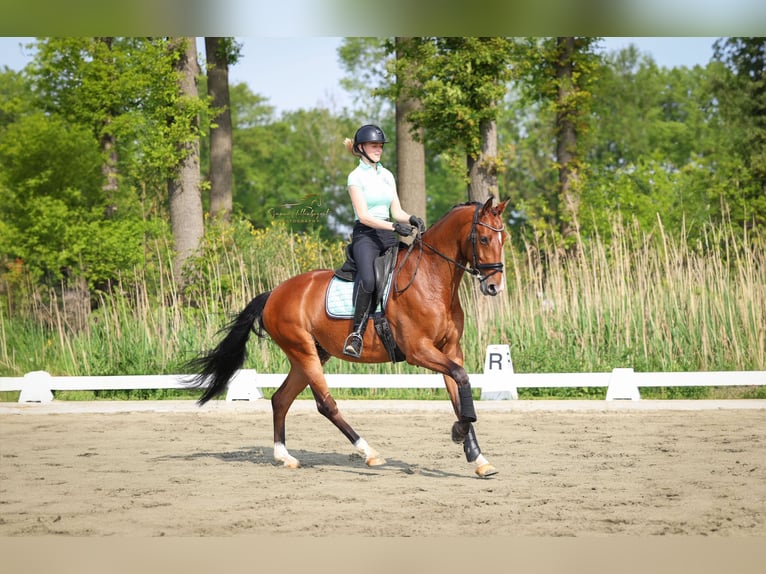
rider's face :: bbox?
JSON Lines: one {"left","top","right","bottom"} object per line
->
{"left": 361, "top": 142, "right": 384, "bottom": 163}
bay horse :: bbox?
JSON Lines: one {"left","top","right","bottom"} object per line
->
{"left": 188, "top": 197, "right": 509, "bottom": 478}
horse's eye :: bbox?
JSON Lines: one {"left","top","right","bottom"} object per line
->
{"left": 480, "top": 236, "right": 490, "bottom": 245}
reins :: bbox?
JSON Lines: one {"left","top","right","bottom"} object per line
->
{"left": 394, "top": 203, "right": 505, "bottom": 294}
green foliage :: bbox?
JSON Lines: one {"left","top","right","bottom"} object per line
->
{"left": 229, "top": 93, "right": 358, "bottom": 239}
{"left": 710, "top": 37, "right": 766, "bottom": 228}
{"left": 0, "top": 67, "right": 34, "bottom": 128}
{"left": 0, "top": 110, "right": 161, "bottom": 289}
{"left": 504, "top": 37, "right": 601, "bottom": 240}
{"left": 338, "top": 37, "right": 391, "bottom": 119}
{"left": 30, "top": 37, "right": 211, "bottom": 208}
{"left": 0, "top": 112, "right": 100, "bottom": 281}
{"left": 396, "top": 37, "right": 514, "bottom": 159}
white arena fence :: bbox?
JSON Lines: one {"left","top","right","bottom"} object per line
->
{"left": 0, "top": 345, "right": 764, "bottom": 404}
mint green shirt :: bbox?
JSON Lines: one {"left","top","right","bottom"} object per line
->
{"left": 347, "top": 159, "right": 396, "bottom": 221}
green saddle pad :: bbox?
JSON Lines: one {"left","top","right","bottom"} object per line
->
{"left": 325, "top": 275, "right": 393, "bottom": 319}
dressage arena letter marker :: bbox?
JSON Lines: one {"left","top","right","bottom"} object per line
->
{"left": 480, "top": 344, "right": 518, "bottom": 400}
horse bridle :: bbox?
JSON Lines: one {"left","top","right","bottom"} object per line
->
{"left": 395, "top": 203, "right": 505, "bottom": 293}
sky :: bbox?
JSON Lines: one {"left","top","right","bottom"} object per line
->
{"left": 0, "top": 36, "right": 720, "bottom": 115}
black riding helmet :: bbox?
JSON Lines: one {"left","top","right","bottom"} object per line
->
{"left": 353, "top": 124, "right": 389, "bottom": 164}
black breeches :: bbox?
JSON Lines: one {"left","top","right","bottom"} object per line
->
{"left": 351, "top": 224, "right": 396, "bottom": 294}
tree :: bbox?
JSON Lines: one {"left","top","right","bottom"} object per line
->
{"left": 394, "top": 37, "right": 426, "bottom": 224}
{"left": 205, "top": 37, "right": 241, "bottom": 222}
{"left": 0, "top": 67, "right": 34, "bottom": 129}
{"left": 712, "top": 37, "right": 766, "bottom": 227}
{"left": 580, "top": 45, "right": 722, "bottom": 239}
{"left": 511, "top": 37, "right": 601, "bottom": 242}
{"left": 554, "top": 37, "right": 580, "bottom": 241}
{"left": 167, "top": 37, "right": 205, "bottom": 284}
{"left": 28, "top": 37, "right": 208, "bottom": 224}
{"left": 31, "top": 37, "right": 131, "bottom": 215}
{"left": 228, "top": 82, "right": 356, "bottom": 238}
{"left": 9, "top": 37, "right": 207, "bottom": 293}
{"left": 0, "top": 111, "right": 145, "bottom": 290}
{"left": 339, "top": 37, "right": 427, "bottom": 220}
{"left": 401, "top": 37, "right": 514, "bottom": 203}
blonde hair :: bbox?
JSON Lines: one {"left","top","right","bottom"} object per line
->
{"left": 343, "top": 137, "right": 360, "bottom": 157}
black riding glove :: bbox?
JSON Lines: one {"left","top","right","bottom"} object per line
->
{"left": 393, "top": 222, "right": 415, "bottom": 236}
{"left": 409, "top": 215, "right": 426, "bottom": 233}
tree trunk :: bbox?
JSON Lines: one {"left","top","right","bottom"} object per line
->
{"left": 467, "top": 118, "right": 499, "bottom": 203}
{"left": 167, "top": 37, "right": 205, "bottom": 285}
{"left": 205, "top": 37, "right": 234, "bottom": 222}
{"left": 395, "top": 37, "right": 427, "bottom": 225}
{"left": 555, "top": 36, "right": 579, "bottom": 242}
{"left": 100, "top": 128, "right": 119, "bottom": 217}
{"left": 96, "top": 37, "right": 119, "bottom": 218}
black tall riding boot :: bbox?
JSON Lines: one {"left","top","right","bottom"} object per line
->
{"left": 343, "top": 286, "right": 374, "bottom": 358}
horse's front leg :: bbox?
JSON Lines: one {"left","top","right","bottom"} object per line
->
{"left": 407, "top": 342, "right": 497, "bottom": 477}
{"left": 443, "top": 373, "right": 498, "bottom": 478}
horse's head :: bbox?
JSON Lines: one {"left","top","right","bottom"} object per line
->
{"left": 466, "top": 197, "right": 509, "bottom": 296}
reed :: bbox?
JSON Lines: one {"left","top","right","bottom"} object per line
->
{"left": 497, "top": 215, "right": 765, "bottom": 398}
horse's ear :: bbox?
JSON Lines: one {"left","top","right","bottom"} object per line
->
{"left": 480, "top": 196, "right": 509, "bottom": 216}
{"left": 480, "top": 196, "right": 494, "bottom": 215}
{"left": 495, "top": 199, "right": 509, "bottom": 215}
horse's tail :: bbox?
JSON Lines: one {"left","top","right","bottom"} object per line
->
{"left": 186, "top": 291, "right": 272, "bottom": 406}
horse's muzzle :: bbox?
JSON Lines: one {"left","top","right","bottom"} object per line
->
{"left": 480, "top": 276, "right": 504, "bottom": 296}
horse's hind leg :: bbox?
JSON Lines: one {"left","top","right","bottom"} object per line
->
{"left": 309, "top": 386, "right": 386, "bottom": 467}
{"left": 271, "top": 369, "right": 309, "bottom": 468}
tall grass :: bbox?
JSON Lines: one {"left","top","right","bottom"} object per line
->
{"left": 1, "top": 216, "right": 764, "bottom": 399}
{"left": 501, "top": 216, "right": 765, "bottom": 376}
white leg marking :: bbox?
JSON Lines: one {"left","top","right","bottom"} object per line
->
{"left": 472, "top": 454, "right": 489, "bottom": 469}
{"left": 274, "top": 442, "right": 300, "bottom": 468}
{"left": 354, "top": 437, "right": 386, "bottom": 466}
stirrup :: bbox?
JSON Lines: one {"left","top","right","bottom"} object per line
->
{"left": 343, "top": 332, "right": 364, "bottom": 358}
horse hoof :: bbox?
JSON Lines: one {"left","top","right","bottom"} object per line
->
{"left": 475, "top": 463, "right": 498, "bottom": 478}
{"left": 275, "top": 456, "right": 301, "bottom": 469}
{"left": 366, "top": 455, "right": 387, "bottom": 467}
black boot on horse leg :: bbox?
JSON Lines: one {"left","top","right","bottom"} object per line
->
{"left": 343, "top": 285, "right": 374, "bottom": 358}
{"left": 452, "top": 384, "right": 497, "bottom": 478}
{"left": 458, "top": 384, "right": 477, "bottom": 423}
{"left": 451, "top": 421, "right": 498, "bottom": 478}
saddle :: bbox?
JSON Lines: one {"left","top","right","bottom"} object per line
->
{"left": 327, "top": 245, "right": 405, "bottom": 363}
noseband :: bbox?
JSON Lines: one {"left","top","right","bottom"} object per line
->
{"left": 396, "top": 203, "right": 504, "bottom": 294}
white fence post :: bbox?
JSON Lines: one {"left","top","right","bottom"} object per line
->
{"left": 18, "top": 371, "right": 54, "bottom": 404}
{"left": 479, "top": 344, "right": 518, "bottom": 400}
{"left": 606, "top": 368, "right": 641, "bottom": 401}
{"left": 225, "top": 369, "right": 264, "bottom": 401}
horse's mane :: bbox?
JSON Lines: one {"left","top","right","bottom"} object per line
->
{"left": 427, "top": 201, "right": 483, "bottom": 230}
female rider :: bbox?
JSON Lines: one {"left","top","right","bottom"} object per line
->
{"left": 342, "top": 124, "right": 425, "bottom": 358}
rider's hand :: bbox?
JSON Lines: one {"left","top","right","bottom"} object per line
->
{"left": 393, "top": 222, "right": 415, "bottom": 236}
{"left": 409, "top": 215, "right": 426, "bottom": 233}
